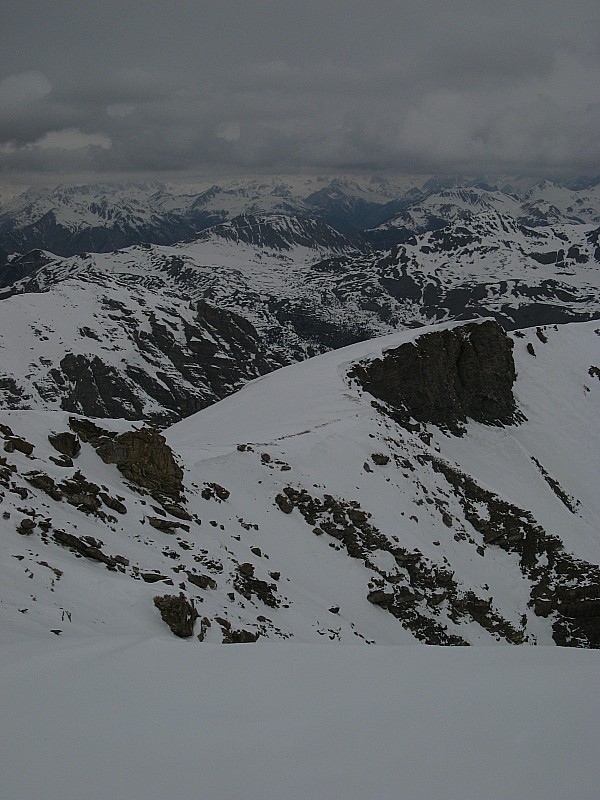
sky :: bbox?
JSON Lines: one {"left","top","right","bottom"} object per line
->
{"left": 1, "top": 0, "right": 599, "bottom": 188}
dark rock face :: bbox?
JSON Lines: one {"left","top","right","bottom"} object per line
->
{"left": 97, "top": 428, "right": 184, "bottom": 500}
{"left": 153, "top": 593, "right": 198, "bottom": 637}
{"left": 38, "top": 300, "right": 278, "bottom": 426}
{"left": 350, "top": 320, "right": 517, "bottom": 428}
{"left": 59, "top": 354, "right": 146, "bottom": 420}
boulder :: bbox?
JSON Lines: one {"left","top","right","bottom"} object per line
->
{"left": 48, "top": 432, "right": 81, "bottom": 458}
{"left": 4, "top": 437, "right": 34, "bottom": 456}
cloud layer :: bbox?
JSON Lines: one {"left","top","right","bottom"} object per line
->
{"left": 1, "top": 1, "right": 599, "bottom": 182}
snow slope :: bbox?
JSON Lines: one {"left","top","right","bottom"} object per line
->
{"left": 2, "top": 638, "right": 598, "bottom": 800}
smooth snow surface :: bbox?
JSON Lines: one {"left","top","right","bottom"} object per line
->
{"left": 2, "top": 637, "right": 599, "bottom": 800}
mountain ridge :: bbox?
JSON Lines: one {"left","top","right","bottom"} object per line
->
{"left": 3, "top": 175, "right": 600, "bottom": 259}
{"left": 1, "top": 319, "right": 599, "bottom": 647}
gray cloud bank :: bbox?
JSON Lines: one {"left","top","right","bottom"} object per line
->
{"left": 1, "top": 0, "right": 599, "bottom": 184}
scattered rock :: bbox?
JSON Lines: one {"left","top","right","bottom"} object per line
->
{"left": 52, "top": 530, "right": 127, "bottom": 570}
{"left": 99, "top": 492, "right": 127, "bottom": 514}
{"left": 141, "top": 573, "right": 173, "bottom": 584}
{"left": 162, "top": 503, "right": 193, "bottom": 521}
{"left": 197, "top": 616, "right": 212, "bottom": 641}
{"left": 24, "top": 471, "right": 63, "bottom": 501}
{"left": 147, "top": 516, "right": 189, "bottom": 534}
{"left": 49, "top": 455, "right": 73, "bottom": 468}
{"left": 234, "top": 564, "right": 279, "bottom": 608}
{"left": 185, "top": 571, "right": 217, "bottom": 590}
{"left": 223, "top": 628, "right": 260, "bottom": 644}
{"left": 275, "top": 493, "right": 294, "bottom": 514}
{"left": 371, "top": 453, "right": 390, "bottom": 465}
{"left": 59, "top": 471, "right": 102, "bottom": 515}
{"left": 201, "top": 482, "right": 230, "bottom": 501}
{"left": 367, "top": 589, "right": 394, "bottom": 607}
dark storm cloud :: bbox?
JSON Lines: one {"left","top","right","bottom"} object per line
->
{"left": 1, "top": 0, "right": 599, "bottom": 182}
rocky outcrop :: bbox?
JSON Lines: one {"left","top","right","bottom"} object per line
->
{"left": 350, "top": 320, "right": 517, "bottom": 428}
{"left": 153, "top": 593, "right": 198, "bottom": 637}
{"left": 97, "top": 428, "right": 184, "bottom": 500}
{"left": 52, "top": 530, "right": 129, "bottom": 571}
{"left": 69, "top": 418, "right": 184, "bottom": 500}
{"left": 3, "top": 436, "right": 34, "bottom": 456}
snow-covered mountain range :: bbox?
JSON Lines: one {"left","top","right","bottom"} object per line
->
{"left": 373, "top": 179, "right": 600, "bottom": 242}
{"left": 2, "top": 174, "right": 600, "bottom": 259}
{"left": 0, "top": 176, "right": 398, "bottom": 258}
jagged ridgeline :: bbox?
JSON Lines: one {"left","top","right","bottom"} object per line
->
{"left": 1, "top": 320, "right": 599, "bottom": 646}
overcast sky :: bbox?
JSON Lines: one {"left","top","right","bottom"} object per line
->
{"left": 1, "top": 0, "right": 599, "bottom": 186}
